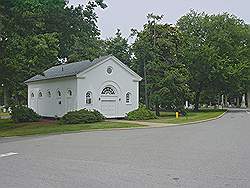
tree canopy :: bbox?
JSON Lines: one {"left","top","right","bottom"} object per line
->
{"left": 0, "top": 0, "right": 107, "bottom": 105}
{"left": 177, "top": 10, "right": 249, "bottom": 110}
{"left": 104, "top": 29, "right": 131, "bottom": 65}
{"left": 131, "top": 14, "right": 190, "bottom": 115}
{"left": 0, "top": 3, "right": 249, "bottom": 111}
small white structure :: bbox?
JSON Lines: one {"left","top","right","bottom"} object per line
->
{"left": 25, "top": 55, "right": 142, "bottom": 118}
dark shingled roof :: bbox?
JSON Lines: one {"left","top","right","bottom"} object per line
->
{"left": 25, "top": 55, "right": 112, "bottom": 83}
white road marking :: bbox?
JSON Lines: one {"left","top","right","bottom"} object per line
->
{"left": 0, "top": 152, "right": 18, "bottom": 158}
{"left": 247, "top": 111, "right": 250, "bottom": 114}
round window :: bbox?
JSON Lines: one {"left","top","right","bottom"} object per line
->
{"left": 107, "top": 67, "right": 113, "bottom": 74}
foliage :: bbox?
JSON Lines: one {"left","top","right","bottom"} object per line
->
{"left": 131, "top": 14, "right": 190, "bottom": 114}
{"left": 104, "top": 29, "right": 131, "bottom": 65}
{"left": 11, "top": 105, "right": 40, "bottom": 123}
{"left": 126, "top": 105, "right": 157, "bottom": 120}
{"left": 177, "top": 10, "right": 249, "bottom": 110}
{"left": 91, "top": 109, "right": 106, "bottom": 121}
{"left": 0, "top": 0, "right": 107, "bottom": 106}
{"left": 60, "top": 109, "right": 105, "bottom": 124}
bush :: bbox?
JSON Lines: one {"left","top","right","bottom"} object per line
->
{"left": 61, "top": 109, "right": 105, "bottom": 124}
{"left": 92, "top": 109, "right": 105, "bottom": 121}
{"left": 11, "top": 105, "right": 41, "bottom": 123}
{"left": 126, "top": 105, "right": 157, "bottom": 120}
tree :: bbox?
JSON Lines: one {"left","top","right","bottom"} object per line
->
{"left": 58, "top": 1, "right": 107, "bottom": 62}
{"left": 177, "top": 10, "right": 249, "bottom": 111}
{"left": 0, "top": 0, "right": 107, "bottom": 105}
{"left": 132, "top": 14, "right": 190, "bottom": 115}
{"left": 0, "top": 0, "right": 63, "bottom": 105}
{"left": 104, "top": 29, "right": 131, "bottom": 65}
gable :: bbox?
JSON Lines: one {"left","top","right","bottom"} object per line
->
{"left": 76, "top": 56, "right": 142, "bottom": 81}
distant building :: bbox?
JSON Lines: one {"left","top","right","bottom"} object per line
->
{"left": 25, "top": 55, "right": 142, "bottom": 118}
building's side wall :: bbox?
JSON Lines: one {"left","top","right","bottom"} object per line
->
{"left": 27, "top": 77, "right": 77, "bottom": 117}
{"left": 77, "top": 58, "right": 139, "bottom": 118}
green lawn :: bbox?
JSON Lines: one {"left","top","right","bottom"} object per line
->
{"left": 0, "top": 119, "right": 142, "bottom": 137}
{"left": 0, "top": 112, "right": 10, "bottom": 117}
{"left": 147, "top": 110, "right": 226, "bottom": 124}
{"left": 0, "top": 110, "right": 226, "bottom": 137}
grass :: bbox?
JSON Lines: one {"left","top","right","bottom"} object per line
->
{"left": 0, "top": 119, "right": 142, "bottom": 137}
{"left": 0, "top": 109, "right": 226, "bottom": 137}
{"left": 0, "top": 112, "right": 10, "bottom": 117}
{"left": 146, "top": 110, "right": 226, "bottom": 124}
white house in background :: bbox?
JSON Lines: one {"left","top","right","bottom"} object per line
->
{"left": 25, "top": 55, "right": 142, "bottom": 118}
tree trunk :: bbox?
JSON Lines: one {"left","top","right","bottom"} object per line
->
{"left": 155, "top": 103, "right": 160, "bottom": 116}
{"left": 194, "top": 91, "right": 201, "bottom": 112}
{"left": 247, "top": 91, "right": 250, "bottom": 108}
{"left": 236, "top": 97, "right": 240, "bottom": 107}
{"left": 143, "top": 61, "right": 149, "bottom": 108}
{"left": 3, "top": 86, "right": 8, "bottom": 107}
{"left": 225, "top": 95, "right": 228, "bottom": 107}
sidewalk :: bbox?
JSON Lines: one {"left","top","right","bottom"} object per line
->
{"left": 106, "top": 119, "right": 176, "bottom": 127}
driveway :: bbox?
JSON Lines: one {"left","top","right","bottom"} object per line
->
{"left": 0, "top": 110, "right": 250, "bottom": 188}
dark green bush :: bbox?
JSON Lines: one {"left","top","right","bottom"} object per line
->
{"left": 11, "top": 105, "right": 41, "bottom": 123}
{"left": 126, "top": 105, "right": 157, "bottom": 120}
{"left": 61, "top": 109, "right": 105, "bottom": 124}
{"left": 92, "top": 109, "right": 105, "bottom": 121}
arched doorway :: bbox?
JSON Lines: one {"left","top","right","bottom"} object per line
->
{"left": 100, "top": 86, "right": 118, "bottom": 117}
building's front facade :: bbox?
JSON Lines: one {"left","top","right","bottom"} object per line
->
{"left": 25, "top": 55, "right": 142, "bottom": 118}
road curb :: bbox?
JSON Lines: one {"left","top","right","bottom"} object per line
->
{"left": 0, "top": 111, "right": 227, "bottom": 141}
{"left": 107, "top": 110, "right": 228, "bottom": 129}
{"left": 174, "top": 110, "right": 227, "bottom": 126}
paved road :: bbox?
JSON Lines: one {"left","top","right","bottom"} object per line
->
{"left": 0, "top": 111, "right": 250, "bottom": 188}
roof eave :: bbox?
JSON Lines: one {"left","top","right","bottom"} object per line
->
{"left": 24, "top": 75, "right": 76, "bottom": 84}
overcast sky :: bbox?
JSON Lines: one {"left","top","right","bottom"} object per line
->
{"left": 69, "top": 0, "right": 250, "bottom": 39}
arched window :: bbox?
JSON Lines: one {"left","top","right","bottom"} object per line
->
{"left": 126, "top": 92, "right": 131, "bottom": 104}
{"left": 67, "top": 89, "right": 73, "bottom": 97}
{"left": 31, "top": 92, "right": 34, "bottom": 98}
{"left": 47, "top": 90, "right": 51, "bottom": 98}
{"left": 101, "top": 87, "right": 115, "bottom": 95}
{"left": 57, "top": 90, "right": 61, "bottom": 97}
{"left": 38, "top": 91, "right": 43, "bottom": 98}
{"left": 86, "top": 91, "right": 92, "bottom": 104}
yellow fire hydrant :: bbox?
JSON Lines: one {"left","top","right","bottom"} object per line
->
{"left": 176, "top": 111, "right": 179, "bottom": 118}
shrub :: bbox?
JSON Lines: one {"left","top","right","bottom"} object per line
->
{"left": 11, "top": 105, "right": 41, "bottom": 123}
{"left": 126, "top": 105, "right": 157, "bottom": 120}
{"left": 92, "top": 109, "right": 105, "bottom": 121}
{"left": 61, "top": 109, "right": 105, "bottom": 124}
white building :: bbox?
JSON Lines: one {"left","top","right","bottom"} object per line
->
{"left": 25, "top": 55, "right": 142, "bottom": 118}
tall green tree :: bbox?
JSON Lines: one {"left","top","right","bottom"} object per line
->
{"left": 0, "top": 0, "right": 107, "bottom": 105}
{"left": 58, "top": 1, "right": 107, "bottom": 62}
{"left": 104, "top": 29, "right": 131, "bottom": 65}
{"left": 0, "top": 0, "right": 63, "bottom": 105}
{"left": 132, "top": 14, "right": 190, "bottom": 115}
{"left": 177, "top": 10, "right": 249, "bottom": 110}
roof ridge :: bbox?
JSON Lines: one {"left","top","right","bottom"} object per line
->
{"left": 25, "top": 55, "right": 113, "bottom": 83}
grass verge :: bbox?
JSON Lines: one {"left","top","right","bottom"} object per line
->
{"left": 0, "top": 119, "right": 142, "bottom": 137}
{"left": 146, "top": 110, "right": 226, "bottom": 124}
{"left": 0, "top": 112, "right": 10, "bottom": 117}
